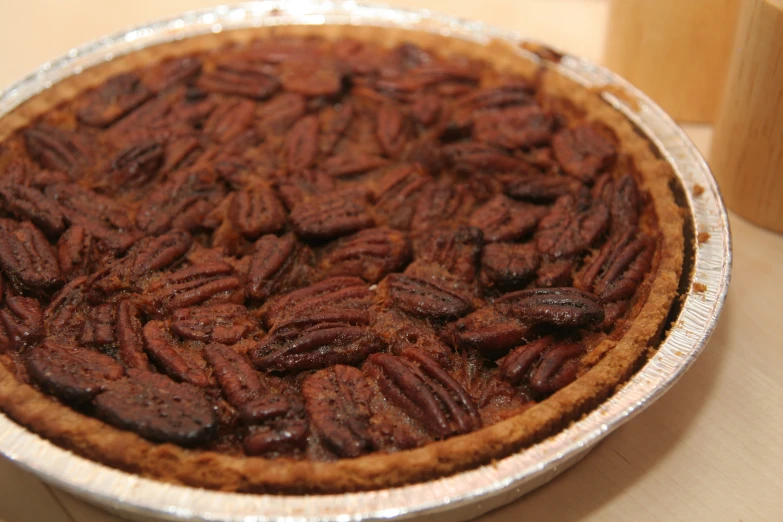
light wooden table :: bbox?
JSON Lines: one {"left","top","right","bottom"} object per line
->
{"left": 0, "top": 1, "right": 781, "bottom": 521}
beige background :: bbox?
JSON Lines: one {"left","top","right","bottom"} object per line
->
{"left": 1, "top": 1, "right": 782, "bottom": 521}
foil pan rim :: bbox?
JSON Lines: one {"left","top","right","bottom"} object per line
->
{"left": 0, "top": 2, "right": 731, "bottom": 521}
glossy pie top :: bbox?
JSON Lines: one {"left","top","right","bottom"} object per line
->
{"left": 0, "top": 35, "right": 661, "bottom": 464}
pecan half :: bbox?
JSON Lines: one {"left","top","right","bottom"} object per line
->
{"left": 290, "top": 190, "right": 375, "bottom": 240}
{"left": 135, "top": 169, "right": 223, "bottom": 235}
{"left": 441, "top": 307, "right": 532, "bottom": 355}
{"left": 239, "top": 394, "right": 300, "bottom": 426}
{"left": 77, "top": 73, "right": 152, "bottom": 126}
{"left": 244, "top": 415, "right": 308, "bottom": 456}
{"left": 145, "top": 262, "right": 242, "bottom": 313}
{"left": 414, "top": 226, "right": 483, "bottom": 283}
{"left": 372, "top": 309, "right": 454, "bottom": 364}
{"left": 0, "top": 183, "right": 66, "bottom": 236}
{"left": 252, "top": 321, "right": 383, "bottom": 372}
{"left": 171, "top": 304, "right": 255, "bottom": 345}
{"left": 262, "top": 276, "right": 371, "bottom": 328}
{"left": 246, "top": 234, "right": 312, "bottom": 301}
{"left": 0, "top": 296, "right": 43, "bottom": 351}
{"left": 409, "top": 61, "right": 481, "bottom": 84}
{"left": 198, "top": 63, "right": 279, "bottom": 99}
{"left": 269, "top": 304, "right": 372, "bottom": 338}
{"left": 371, "top": 165, "right": 431, "bottom": 230}
{"left": 108, "top": 140, "right": 164, "bottom": 188}
{"left": 322, "top": 154, "right": 389, "bottom": 178}
{"left": 410, "top": 183, "right": 473, "bottom": 232}
{"left": 46, "top": 183, "right": 133, "bottom": 230}
{"left": 104, "top": 96, "right": 178, "bottom": 145}
{"left": 402, "top": 138, "right": 444, "bottom": 176}
{"left": 318, "top": 227, "right": 410, "bottom": 283}
{"left": 88, "top": 230, "right": 192, "bottom": 298}
{"left": 469, "top": 195, "right": 547, "bottom": 242}
{"left": 130, "top": 230, "right": 193, "bottom": 279}
{"left": 376, "top": 103, "right": 410, "bottom": 157}
{"left": 319, "top": 102, "right": 354, "bottom": 154}
{"left": 592, "top": 235, "right": 656, "bottom": 302}
{"left": 203, "top": 343, "right": 262, "bottom": 408}
{"left": 79, "top": 303, "right": 116, "bottom": 346}
{"left": 56, "top": 226, "right": 94, "bottom": 279}
{"left": 396, "top": 43, "right": 434, "bottom": 69}
{"left": 504, "top": 174, "right": 584, "bottom": 203}
{"left": 535, "top": 259, "right": 575, "bottom": 288}
{"left": 302, "top": 365, "right": 375, "bottom": 457}
{"left": 94, "top": 369, "right": 217, "bottom": 446}
{"left": 402, "top": 347, "right": 482, "bottom": 429}
{"left": 481, "top": 242, "right": 541, "bottom": 291}
{"left": 23, "top": 126, "right": 89, "bottom": 174}
{"left": 142, "top": 320, "right": 210, "bottom": 387}
{"left": 275, "top": 169, "right": 335, "bottom": 209}
{"left": 45, "top": 183, "right": 138, "bottom": 251}
{"left": 528, "top": 343, "right": 584, "bottom": 394}
{"left": 245, "top": 38, "right": 328, "bottom": 63}
{"left": 143, "top": 55, "right": 203, "bottom": 93}
{"left": 497, "top": 287, "right": 604, "bottom": 328}
{"left": 500, "top": 336, "right": 585, "bottom": 395}
{"left": 162, "top": 134, "right": 202, "bottom": 173}
{"left": 203, "top": 98, "right": 255, "bottom": 144}
{"left": 370, "top": 75, "right": 423, "bottom": 100}
{"left": 499, "top": 336, "right": 550, "bottom": 384}
{"left": 20, "top": 168, "right": 72, "bottom": 188}
{"left": 574, "top": 237, "right": 614, "bottom": 294}
{"left": 520, "top": 147, "right": 558, "bottom": 171}
{"left": 385, "top": 273, "right": 472, "bottom": 320}
{"left": 410, "top": 93, "right": 441, "bottom": 126}
{"left": 442, "top": 142, "right": 534, "bottom": 175}
{"left": 473, "top": 106, "right": 555, "bottom": 149}
{"left": 606, "top": 173, "right": 642, "bottom": 237}
{"left": 228, "top": 188, "right": 287, "bottom": 239}
{"left": 44, "top": 277, "right": 88, "bottom": 338}
{"left": 256, "top": 93, "right": 307, "bottom": 135}
{"left": 282, "top": 115, "right": 320, "bottom": 171}
{"left": 601, "top": 301, "right": 630, "bottom": 330}
{"left": 365, "top": 350, "right": 480, "bottom": 438}
{"left": 26, "top": 341, "right": 124, "bottom": 403}
{"left": 0, "top": 220, "right": 62, "bottom": 291}
{"left": 115, "top": 300, "right": 149, "bottom": 370}
{"left": 552, "top": 123, "right": 617, "bottom": 182}
{"left": 280, "top": 61, "right": 343, "bottom": 97}
{"left": 455, "top": 85, "right": 534, "bottom": 111}
{"left": 536, "top": 195, "right": 609, "bottom": 258}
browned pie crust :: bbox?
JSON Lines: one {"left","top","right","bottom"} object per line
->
{"left": 0, "top": 25, "right": 684, "bottom": 493}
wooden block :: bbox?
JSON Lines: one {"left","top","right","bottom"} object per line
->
{"left": 711, "top": 0, "right": 783, "bottom": 232}
{"left": 604, "top": 0, "right": 740, "bottom": 123}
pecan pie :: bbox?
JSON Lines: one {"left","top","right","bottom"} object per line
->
{"left": 0, "top": 25, "right": 684, "bottom": 493}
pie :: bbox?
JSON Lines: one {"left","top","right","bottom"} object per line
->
{"left": 0, "top": 25, "right": 684, "bottom": 493}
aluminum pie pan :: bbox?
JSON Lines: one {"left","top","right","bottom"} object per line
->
{"left": 0, "top": 2, "right": 731, "bottom": 521}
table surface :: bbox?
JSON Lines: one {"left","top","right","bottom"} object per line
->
{"left": 0, "top": 1, "right": 781, "bottom": 521}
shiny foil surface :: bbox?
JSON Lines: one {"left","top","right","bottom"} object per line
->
{"left": 0, "top": 2, "right": 731, "bottom": 521}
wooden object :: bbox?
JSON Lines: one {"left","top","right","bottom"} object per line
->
{"left": 604, "top": 0, "right": 740, "bottom": 123}
{"left": 711, "top": 0, "right": 783, "bottom": 233}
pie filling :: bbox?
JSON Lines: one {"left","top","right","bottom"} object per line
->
{"left": 0, "top": 35, "right": 664, "bottom": 465}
